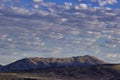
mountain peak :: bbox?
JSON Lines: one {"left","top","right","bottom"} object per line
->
{"left": 72, "top": 55, "right": 106, "bottom": 65}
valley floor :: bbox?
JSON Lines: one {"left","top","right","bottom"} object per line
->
{"left": 0, "top": 73, "right": 60, "bottom": 80}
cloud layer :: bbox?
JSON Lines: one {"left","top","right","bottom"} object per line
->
{"left": 0, "top": 0, "right": 120, "bottom": 64}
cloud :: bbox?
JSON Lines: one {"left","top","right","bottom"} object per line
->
{"left": 79, "top": 4, "right": 88, "bottom": 9}
{"left": 0, "top": 0, "right": 120, "bottom": 64}
{"left": 33, "top": 0, "right": 44, "bottom": 2}
{"left": 49, "top": 32, "right": 64, "bottom": 39}
{"left": 91, "top": 0, "right": 118, "bottom": 6}
{"left": 64, "top": 2, "right": 73, "bottom": 9}
{"left": 106, "top": 53, "right": 120, "bottom": 58}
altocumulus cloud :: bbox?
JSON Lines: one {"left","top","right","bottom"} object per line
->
{"left": 0, "top": 0, "right": 120, "bottom": 64}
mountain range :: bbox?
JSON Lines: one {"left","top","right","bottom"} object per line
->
{"left": 0, "top": 55, "right": 120, "bottom": 80}
{"left": 0, "top": 55, "right": 106, "bottom": 72}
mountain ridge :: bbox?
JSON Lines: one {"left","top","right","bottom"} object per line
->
{"left": 1, "top": 56, "right": 120, "bottom": 80}
{"left": 0, "top": 55, "right": 106, "bottom": 72}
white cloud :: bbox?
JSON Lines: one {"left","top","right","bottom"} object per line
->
{"left": 106, "top": 0, "right": 118, "bottom": 4}
{"left": 91, "top": 0, "right": 118, "bottom": 6}
{"left": 33, "top": 0, "right": 44, "bottom": 2}
{"left": 59, "top": 18, "right": 68, "bottom": 23}
{"left": 49, "top": 32, "right": 64, "bottom": 39}
{"left": 0, "top": 0, "right": 120, "bottom": 64}
{"left": 74, "top": 4, "right": 88, "bottom": 9}
{"left": 64, "top": 2, "right": 73, "bottom": 9}
{"left": 11, "top": 7, "right": 33, "bottom": 15}
{"left": 79, "top": 4, "right": 88, "bottom": 9}
{"left": 74, "top": 5, "right": 80, "bottom": 10}
{"left": 34, "top": 4, "right": 39, "bottom": 8}
{"left": 106, "top": 54, "right": 120, "bottom": 58}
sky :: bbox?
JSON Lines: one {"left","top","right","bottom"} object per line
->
{"left": 0, "top": 0, "right": 120, "bottom": 65}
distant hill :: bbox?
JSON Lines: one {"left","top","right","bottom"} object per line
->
{"left": 1, "top": 55, "right": 106, "bottom": 71}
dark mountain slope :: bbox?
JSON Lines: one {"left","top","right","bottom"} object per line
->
{"left": 0, "top": 65, "right": 3, "bottom": 71}
{"left": 0, "top": 64, "right": 120, "bottom": 80}
{"left": 21, "top": 64, "right": 120, "bottom": 80}
{"left": 1, "top": 55, "right": 106, "bottom": 71}
{"left": 0, "top": 65, "right": 2, "bottom": 68}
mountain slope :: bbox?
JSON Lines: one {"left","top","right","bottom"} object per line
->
{"left": 1, "top": 55, "right": 106, "bottom": 71}
{"left": 21, "top": 64, "right": 120, "bottom": 80}
{"left": 0, "top": 64, "right": 120, "bottom": 80}
{"left": 0, "top": 65, "right": 3, "bottom": 71}
{"left": 0, "top": 65, "right": 2, "bottom": 68}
